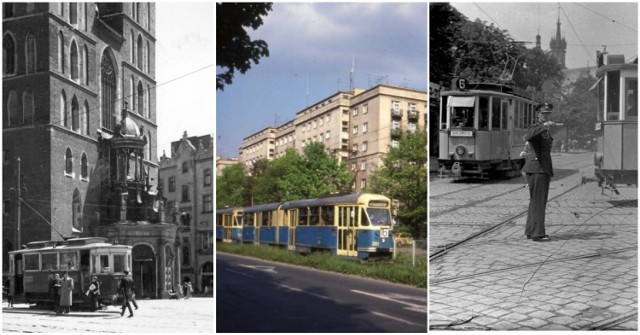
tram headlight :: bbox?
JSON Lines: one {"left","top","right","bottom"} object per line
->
{"left": 455, "top": 145, "right": 466, "bottom": 156}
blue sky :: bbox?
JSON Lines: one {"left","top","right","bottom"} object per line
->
{"left": 156, "top": 2, "right": 215, "bottom": 159}
{"left": 216, "top": 3, "right": 428, "bottom": 158}
{"left": 451, "top": 2, "right": 638, "bottom": 69}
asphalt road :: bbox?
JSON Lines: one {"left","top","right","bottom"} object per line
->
{"left": 216, "top": 252, "right": 427, "bottom": 332}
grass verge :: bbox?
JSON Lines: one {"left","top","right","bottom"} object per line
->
{"left": 217, "top": 242, "right": 427, "bottom": 288}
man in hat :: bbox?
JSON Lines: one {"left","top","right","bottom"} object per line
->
{"left": 522, "top": 103, "right": 555, "bottom": 241}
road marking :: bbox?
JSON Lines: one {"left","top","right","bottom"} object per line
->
{"left": 225, "top": 269, "right": 254, "bottom": 278}
{"left": 239, "top": 264, "right": 278, "bottom": 273}
{"left": 278, "top": 284, "right": 333, "bottom": 301}
{"left": 350, "top": 289, "right": 426, "bottom": 312}
{"left": 371, "top": 311, "right": 425, "bottom": 327}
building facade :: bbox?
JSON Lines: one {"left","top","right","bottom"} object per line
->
{"left": 3, "top": 3, "right": 178, "bottom": 299}
{"left": 159, "top": 132, "right": 214, "bottom": 294}
{"left": 238, "top": 84, "right": 427, "bottom": 192}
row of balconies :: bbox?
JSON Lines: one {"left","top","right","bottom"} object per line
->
{"left": 391, "top": 109, "right": 419, "bottom": 119}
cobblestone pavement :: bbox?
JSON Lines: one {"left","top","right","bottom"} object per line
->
{"left": 429, "top": 153, "right": 637, "bottom": 330}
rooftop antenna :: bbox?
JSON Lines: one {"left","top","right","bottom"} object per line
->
{"left": 350, "top": 56, "right": 354, "bottom": 92}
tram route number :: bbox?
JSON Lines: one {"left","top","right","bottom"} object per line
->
{"left": 456, "top": 78, "right": 467, "bottom": 90}
{"left": 381, "top": 228, "right": 389, "bottom": 238}
{"left": 450, "top": 130, "right": 473, "bottom": 137}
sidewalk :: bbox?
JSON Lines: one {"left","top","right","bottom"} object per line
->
{"left": 429, "top": 180, "right": 638, "bottom": 330}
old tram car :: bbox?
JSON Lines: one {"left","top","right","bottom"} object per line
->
{"left": 593, "top": 54, "right": 637, "bottom": 190}
{"left": 216, "top": 207, "right": 243, "bottom": 243}
{"left": 242, "top": 202, "right": 287, "bottom": 246}
{"left": 438, "top": 79, "right": 540, "bottom": 178}
{"left": 8, "top": 237, "right": 132, "bottom": 309}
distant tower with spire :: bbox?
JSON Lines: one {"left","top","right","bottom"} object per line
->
{"left": 549, "top": 6, "right": 567, "bottom": 68}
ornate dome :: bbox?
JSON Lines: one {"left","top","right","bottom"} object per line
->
{"left": 116, "top": 102, "right": 141, "bottom": 138}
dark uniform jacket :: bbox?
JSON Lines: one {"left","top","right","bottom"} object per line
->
{"left": 522, "top": 122, "right": 554, "bottom": 176}
{"left": 119, "top": 276, "right": 135, "bottom": 299}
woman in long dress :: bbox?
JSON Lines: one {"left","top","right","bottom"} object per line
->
{"left": 59, "top": 271, "right": 74, "bottom": 314}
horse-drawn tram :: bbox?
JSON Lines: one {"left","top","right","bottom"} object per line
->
{"left": 8, "top": 237, "right": 132, "bottom": 309}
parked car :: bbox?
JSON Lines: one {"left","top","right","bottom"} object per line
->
{"left": 394, "top": 233, "right": 414, "bottom": 247}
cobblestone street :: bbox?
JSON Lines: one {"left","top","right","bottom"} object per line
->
{"left": 2, "top": 297, "right": 213, "bottom": 333}
{"left": 429, "top": 152, "right": 638, "bottom": 330}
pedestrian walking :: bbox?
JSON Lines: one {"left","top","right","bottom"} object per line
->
{"left": 184, "top": 281, "right": 193, "bottom": 300}
{"left": 522, "top": 102, "right": 555, "bottom": 241}
{"left": 86, "top": 276, "right": 101, "bottom": 311}
{"left": 58, "top": 271, "right": 74, "bottom": 314}
{"left": 119, "top": 270, "right": 135, "bottom": 317}
{"left": 4, "top": 278, "right": 13, "bottom": 308}
{"left": 173, "top": 282, "right": 183, "bottom": 300}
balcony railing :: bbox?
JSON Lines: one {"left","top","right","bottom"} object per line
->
{"left": 391, "top": 109, "right": 403, "bottom": 118}
{"left": 408, "top": 110, "right": 418, "bottom": 119}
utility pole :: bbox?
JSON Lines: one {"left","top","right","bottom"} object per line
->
{"left": 16, "top": 157, "right": 21, "bottom": 249}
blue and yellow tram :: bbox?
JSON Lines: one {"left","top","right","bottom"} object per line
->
{"left": 216, "top": 207, "right": 243, "bottom": 243}
{"left": 593, "top": 54, "right": 637, "bottom": 190}
{"left": 242, "top": 202, "right": 286, "bottom": 246}
{"left": 217, "top": 193, "right": 394, "bottom": 260}
{"left": 438, "top": 79, "right": 540, "bottom": 178}
{"left": 7, "top": 237, "right": 132, "bottom": 309}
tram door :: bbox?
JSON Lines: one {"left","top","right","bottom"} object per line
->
{"left": 337, "top": 206, "right": 358, "bottom": 257}
{"left": 10, "top": 254, "right": 24, "bottom": 296}
{"left": 288, "top": 209, "right": 297, "bottom": 251}
{"left": 254, "top": 213, "right": 261, "bottom": 244}
{"left": 223, "top": 214, "right": 232, "bottom": 242}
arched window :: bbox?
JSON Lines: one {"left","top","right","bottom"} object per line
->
{"left": 3, "top": 33, "right": 16, "bottom": 75}
{"left": 83, "top": 45, "right": 89, "bottom": 84}
{"left": 130, "top": 29, "right": 135, "bottom": 63}
{"left": 137, "top": 35, "right": 143, "bottom": 70}
{"left": 101, "top": 51, "right": 116, "bottom": 130}
{"left": 25, "top": 32, "right": 36, "bottom": 74}
{"left": 59, "top": 2, "right": 64, "bottom": 16}
{"left": 70, "top": 40, "right": 79, "bottom": 81}
{"left": 58, "top": 32, "right": 65, "bottom": 74}
{"left": 146, "top": 41, "right": 150, "bottom": 73}
{"left": 4, "top": 3, "right": 14, "bottom": 18}
{"left": 60, "top": 90, "right": 67, "bottom": 127}
{"left": 84, "top": 101, "right": 90, "bottom": 135}
{"left": 136, "top": 3, "right": 142, "bottom": 24}
{"left": 72, "top": 188, "right": 82, "bottom": 231}
{"left": 147, "top": 3, "right": 151, "bottom": 30}
{"left": 130, "top": 76, "right": 135, "bottom": 112}
{"left": 147, "top": 131, "right": 152, "bottom": 160}
{"left": 69, "top": 2, "right": 77, "bottom": 26}
{"left": 81, "top": 153, "right": 88, "bottom": 179}
{"left": 65, "top": 148, "right": 73, "bottom": 174}
{"left": 146, "top": 84, "right": 151, "bottom": 118}
{"left": 7, "top": 90, "right": 18, "bottom": 126}
{"left": 22, "top": 89, "right": 34, "bottom": 125}
{"left": 137, "top": 81, "right": 144, "bottom": 116}
{"left": 72, "top": 96, "right": 80, "bottom": 132}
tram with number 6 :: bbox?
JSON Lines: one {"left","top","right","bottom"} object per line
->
{"left": 216, "top": 193, "right": 394, "bottom": 260}
{"left": 438, "top": 78, "right": 541, "bottom": 178}
{"left": 592, "top": 54, "right": 637, "bottom": 191}
{"left": 7, "top": 237, "right": 132, "bottom": 309}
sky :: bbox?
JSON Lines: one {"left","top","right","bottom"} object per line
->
{"left": 155, "top": 2, "right": 215, "bottom": 159}
{"left": 450, "top": 2, "right": 638, "bottom": 70}
{"left": 216, "top": 3, "right": 428, "bottom": 158}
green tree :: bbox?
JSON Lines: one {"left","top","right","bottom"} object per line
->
{"left": 554, "top": 75, "right": 598, "bottom": 141}
{"left": 369, "top": 130, "right": 427, "bottom": 238}
{"left": 216, "top": 163, "right": 249, "bottom": 207}
{"left": 429, "top": 3, "right": 466, "bottom": 86}
{"left": 513, "top": 47, "right": 564, "bottom": 92}
{"left": 216, "top": 3, "right": 272, "bottom": 90}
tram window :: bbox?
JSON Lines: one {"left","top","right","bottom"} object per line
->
{"left": 299, "top": 207, "right": 308, "bottom": 225}
{"left": 235, "top": 213, "right": 244, "bottom": 226}
{"left": 24, "top": 254, "right": 39, "bottom": 271}
{"left": 60, "top": 251, "right": 77, "bottom": 271}
{"left": 451, "top": 107, "right": 474, "bottom": 128}
{"left": 479, "top": 97, "right": 489, "bottom": 130}
{"left": 320, "top": 206, "right": 333, "bottom": 226}
{"left": 309, "top": 207, "right": 320, "bottom": 225}
{"left": 91, "top": 254, "right": 97, "bottom": 273}
{"left": 100, "top": 255, "right": 110, "bottom": 273}
{"left": 366, "top": 207, "right": 392, "bottom": 226}
{"left": 113, "top": 254, "right": 125, "bottom": 273}
{"left": 625, "top": 78, "right": 637, "bottom": 119}
{"left": 502, "top": 101, "right": 509, "bottom": 130}
{"left": 261, "top": 211, "right": 270, "bottom": 226}
{"left": 607, "top": 71, "right": 620, "bottom": 120}
{"left": 491, "top": 97, "right": 501, "bottom": 129}
{"left": 41, "top": 253, "right": 58, "bottom": 271}
{"left": 244, "top": 213, "right": 254, "bottom": 226}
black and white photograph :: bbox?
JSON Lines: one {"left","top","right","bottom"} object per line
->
{"left": 429, "top": 2, "right": 637, "bottom": 330}
{"left": 3, "top": 2, "right": 214, "bottom": 332}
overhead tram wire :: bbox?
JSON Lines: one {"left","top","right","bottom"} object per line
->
{"left": 473, "top": 3, "right": 503, "bottom": 30}
{"left": 558, "top": 3, "right": 592, "bottom": 65}
{"left": 572, "top": 3, "right": 637, "bottom": 33}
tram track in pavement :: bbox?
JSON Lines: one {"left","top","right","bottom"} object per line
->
{"left": 429, "top": 180, "right": 584, "bottom": 261}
